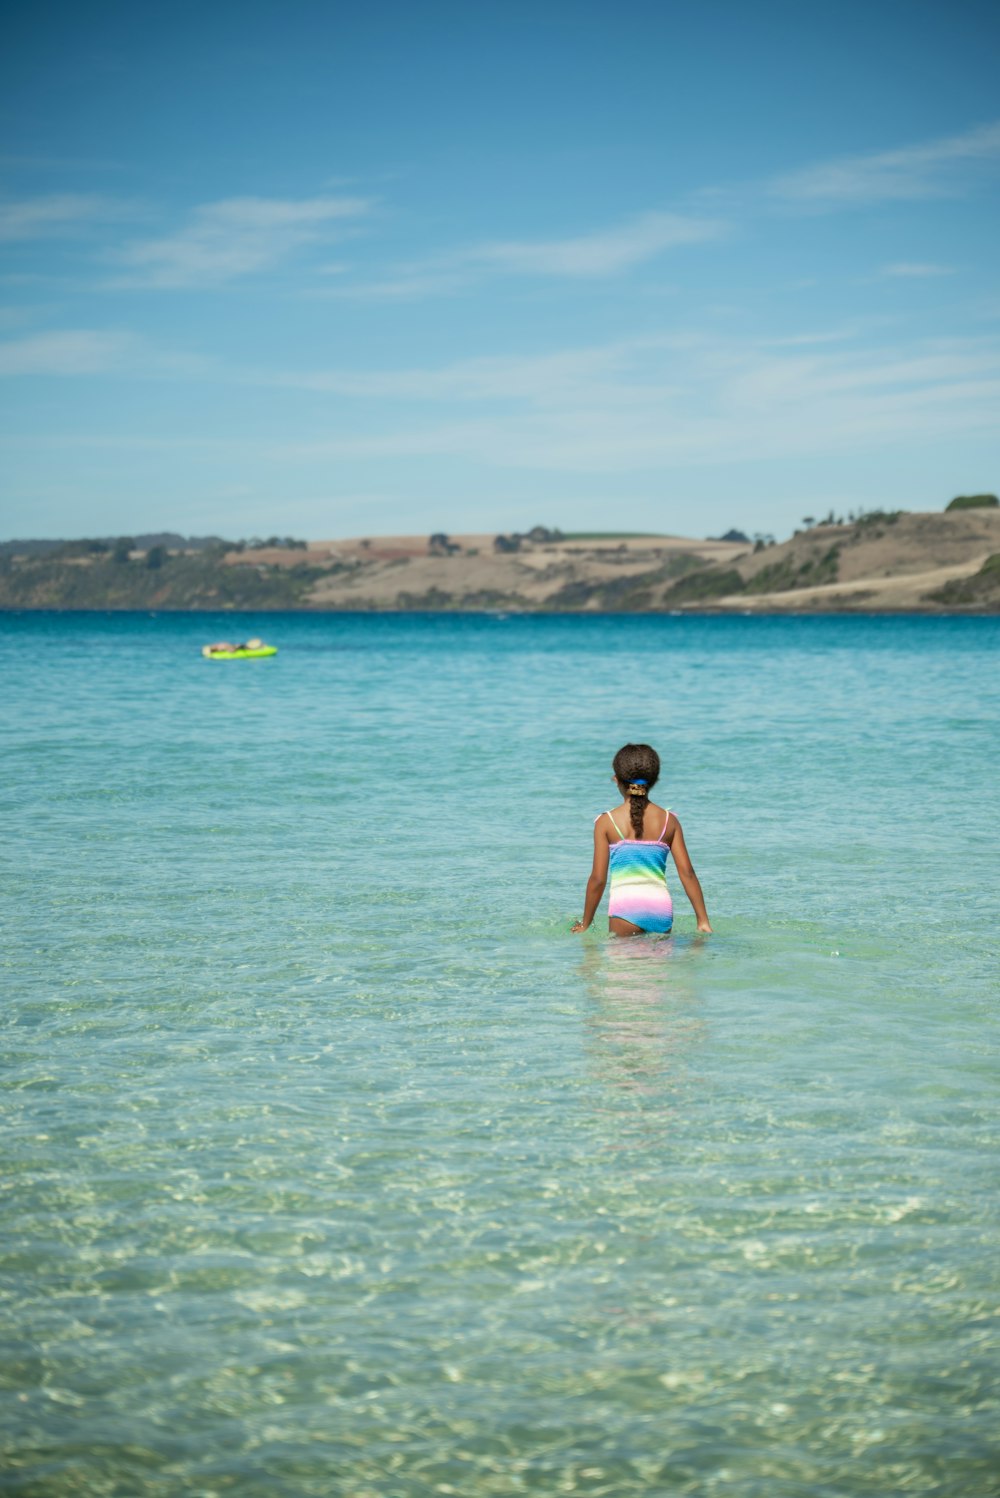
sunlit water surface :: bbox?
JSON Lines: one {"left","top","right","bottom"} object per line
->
{"left": 2, "top": 611, "right": 998, "bottom": 1496}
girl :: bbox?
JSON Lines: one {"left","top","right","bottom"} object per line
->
{"left": 571, "top": 743, "right": 712, "bottom": 937}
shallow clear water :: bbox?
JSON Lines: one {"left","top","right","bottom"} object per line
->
{"left": 2, "top": 611, "right": 998, "bottom": 1496}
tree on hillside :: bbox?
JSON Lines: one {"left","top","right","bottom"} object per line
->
{"left": 946, "top": 494, "right": 998, "bottom": 511}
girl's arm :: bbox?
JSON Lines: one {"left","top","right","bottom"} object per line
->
{"left": 571, "top": 820, "right": 611, "bottom": 932}
{"left": 667, "top": 817, "right": 713, "bottom": 932}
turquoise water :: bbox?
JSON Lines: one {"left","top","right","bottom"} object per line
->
{"left": 2, "top": 611, "right": 998, "bottom": 1497}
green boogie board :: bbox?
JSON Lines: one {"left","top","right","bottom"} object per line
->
{"left": 202, "top": 645, "right": 277, "bottom": 660}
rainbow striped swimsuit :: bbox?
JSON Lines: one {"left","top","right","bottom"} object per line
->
{"left": 604, "top": 809, "right": 674, "bottom": 933}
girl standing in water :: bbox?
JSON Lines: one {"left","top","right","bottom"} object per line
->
{"left": 571, "top": 743, "right": 713, "bottom": 937}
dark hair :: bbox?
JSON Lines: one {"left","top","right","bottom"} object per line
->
{"left": 612, "top": 743, "right": 660, "bottom": 840}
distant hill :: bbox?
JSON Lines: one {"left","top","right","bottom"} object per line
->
{"left": 0, "top": 514, "right": 998, "bottom": 612}
{"left": 0, "top": 534, "right": 236, "bottom": 558}
{"left": 0, "top": 540, "right": 321, "bottom": 610}
{"left": 659, "top": 509, "right": 1000, "bottom": 613}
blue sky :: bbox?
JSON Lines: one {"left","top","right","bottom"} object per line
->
{"left": 2, "top": 0, "right": 998, "bottom": 541}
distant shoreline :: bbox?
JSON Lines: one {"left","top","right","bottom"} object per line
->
{"left": 1, "top": 513, "right": 998, "bottom": 613}
{"left": 2, "top": 605, "right": 997, "bottom": 619}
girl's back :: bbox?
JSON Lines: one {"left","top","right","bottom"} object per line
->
{"left": 602, "top": 799, "right": 670, "bottom": 843}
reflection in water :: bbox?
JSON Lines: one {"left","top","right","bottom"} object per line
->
{"left": 580, "top": 935, "right": 709, "bottom": 1101}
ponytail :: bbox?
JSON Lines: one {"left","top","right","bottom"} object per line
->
{"left": 626, "top": 778, "right": 648, "bottom": 839}
{"left": 611, "top": 743, "right": 661, "bottom": 839}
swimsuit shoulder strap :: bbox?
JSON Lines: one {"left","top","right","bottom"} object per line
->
{"left": 604, "top": 810, "right": 626, "bottom": 839}
{"left": 658, "top": 809, "right": 672, "bottom": 843}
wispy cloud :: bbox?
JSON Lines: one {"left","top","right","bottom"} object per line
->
{"left": 6, "top": 330, "right": 997, "bottom": 488}
{"left": 321, "top": 268, "right": 480, "bottom": 301}
{"left": 460, "top": 212, "right": 723, "bottom": 277}
{"left": 319, "top": 123, "right": 997, "bottom": 304}
{"left": 111, "top": 195, "right": 374, "bottom": 288}
{"left": 258, "top": 331, "right": 1000, "bottom": 472}
{"left": 768, "top": 120, "right": 1000, "bottom": 206}
{"left": 325, "top": 210, "right": 724, "bottom": 300}
{"left": 263, "top": 340, "right": 650, "bottom": 402}
{"left": 0, "top": 194, "right": 121, "bottom": 241}
{"left": 0, "top": 329, "right": 136, "bottom": 375}
{"left": 881, "top": 261, "right": 955, "bottom": 277}
{"left": 0, "top": 328, "right": 220, "bottom": 381}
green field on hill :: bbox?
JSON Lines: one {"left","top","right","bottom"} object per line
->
{"left": 559, "top": 531, "right": 666, "bottom": 541}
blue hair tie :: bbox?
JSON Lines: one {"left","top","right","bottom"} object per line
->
{"left": 632, "top": 778, "right": 647, "bottom": 786}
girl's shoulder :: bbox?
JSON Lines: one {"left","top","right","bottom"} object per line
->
{"left": 593, "top": 807, "right": 624, "bottom": 831}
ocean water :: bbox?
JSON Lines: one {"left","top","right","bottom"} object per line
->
{"left": 2, "top": 610, "right": 998, "bottom": 1497}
